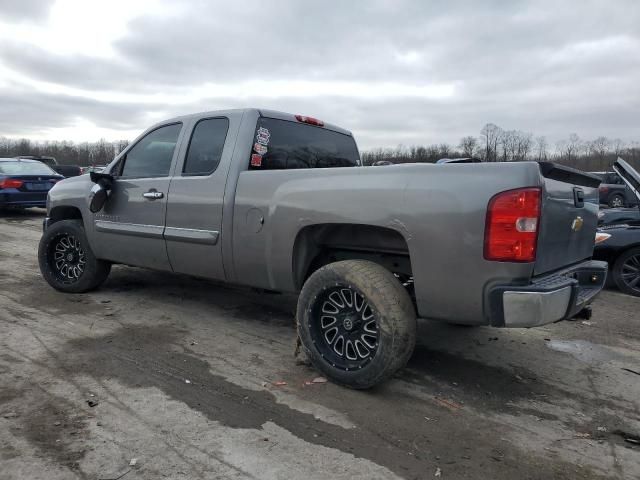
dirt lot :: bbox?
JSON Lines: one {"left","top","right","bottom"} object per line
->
{"left": 1, "top": 209, "right": 639, "bottom": 480}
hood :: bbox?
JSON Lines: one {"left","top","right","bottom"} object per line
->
{"left": 613, "top": 157, "right": 640, "bottom": 202}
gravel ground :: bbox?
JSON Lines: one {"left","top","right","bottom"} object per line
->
{"left": 1, "top": 208, "right": 639, "bottom": 480}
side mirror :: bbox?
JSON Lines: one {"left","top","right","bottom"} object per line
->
{"left": 87, "top": 172, "right": 114, "bottom": 213}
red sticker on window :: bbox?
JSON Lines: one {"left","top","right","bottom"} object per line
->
{"left": 250, "top": 154, "right": 263, "bottom": 167}
{"left": 253, "top": 143, "right": 268, "bottom": 155}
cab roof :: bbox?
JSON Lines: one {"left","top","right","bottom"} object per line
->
{"left": 162, "top": 108, "right": 352, "bottom": 137}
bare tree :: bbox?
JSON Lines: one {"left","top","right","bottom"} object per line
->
{"left": 535, "top": 136, "right": 548, "bottom": 161}
{"left": 590, "top": 136, "right": 610, "bottom": 162}
{"left": 515, "top": 132, "right": 533, "bottom": 161}
{"left": 480, "top": 123, "right": 503, "bottom": 162}
{"left": 459, "top": 136, "right": 478, "bottom": 157}
{"left": 612, "top": 138, "right": 624, "bottom": 157}
{"left": 556, "top": 133, "right": 582, "bottom": 163}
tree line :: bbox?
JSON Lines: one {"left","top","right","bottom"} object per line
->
{"left": 362, "top": 124, "right": 640, "bottom": 172}
{"left": 2, "top": 124, "right": 640, "bottom": 173}
{"left": 0, "top": 138, "right": 129, "bottom": 167}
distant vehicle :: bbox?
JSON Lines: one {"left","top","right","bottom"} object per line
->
{"left": 436, "top": 157, "right": 482, "bottom": 164}
{"left": 593, "top": 158, "right": 640, "bottom": 296}
{"left": 80, "top": 165, "right": 107, "bottom": 175}
{"left": 16, "top": 155, "right": 82, "bottom": 178}
{"left": 39, "top": 108, "right": 606, "bottom": 388}
{"left": 590, "top": 171, "right": 638, "bottom": 208}
{"left": 0, "top": 158, "right": 64, "bottom": 209}
{"left": 598, "top": 207, "right": 640, "bottom": 226}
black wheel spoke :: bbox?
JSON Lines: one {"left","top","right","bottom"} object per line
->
{"left": 627, "top": 275, "right": 640, "bottom": 289}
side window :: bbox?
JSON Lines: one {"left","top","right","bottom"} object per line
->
{"left": 183, "top": 118, "right": 229, "bottom": 176}
{"left": 120, "top": 123, "right": 182, "bottom": 178}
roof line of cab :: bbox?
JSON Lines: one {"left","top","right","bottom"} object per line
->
{"left": 155, "top": 108, "right": 353, "bottom": 137}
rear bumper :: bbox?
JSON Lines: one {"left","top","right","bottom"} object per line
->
{"left": 489, "top": 260, "right": 608, "bottom": 328}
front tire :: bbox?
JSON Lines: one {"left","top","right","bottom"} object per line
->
{"left": 297, "top": 260, "right": 416, "bottom": 389}
{"left": 612, "top": 247, "right": 640, "bottom": 297}
{"left": 38, "top": 219, "right": 111, "bottom": 293}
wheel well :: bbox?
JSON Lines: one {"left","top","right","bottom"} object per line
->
{"left": 49, "top": 206, "right": 83, "bottom": 224}
{"left": 292, "top": 224, "right": 412, "bottom": 289}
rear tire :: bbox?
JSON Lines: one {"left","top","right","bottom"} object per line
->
{"left": 297, "top": 260, "right": 416, "bottom": 389}
{"left": 612, "top": 247, "right": 640, "bottom": 297}
{"left": 38, "top": 219, "right": 111, "bottom": 293}
{"left": 608, "top": 194, "right": 625, "bottom": 208}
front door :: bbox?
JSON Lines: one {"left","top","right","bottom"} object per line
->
{"left": 92, "top": 123, "right": 183, "bottom": 271}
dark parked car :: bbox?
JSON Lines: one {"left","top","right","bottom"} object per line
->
{"left": 16, "top": 155, "right": 82, "bottom": 178}
{"left": 598, "top": 207, "right": 640, "bottom": 226}
{"left": 591, "top": 171, "right": 638, "bottom": 208}
{"left": 594, "top": 159, "right": 640, "bottom": 296}
{"left": 0, "top": 158, "right": 64, "bottom": 209}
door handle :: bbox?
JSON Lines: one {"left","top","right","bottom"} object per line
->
{"left": 142, "top": 190, "right": 164, "bottom": 200}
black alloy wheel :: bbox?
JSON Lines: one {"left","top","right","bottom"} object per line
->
{"left": 613, "top": 247, "right": 640, "bottom": 297}
{"left": 297, "top": 260, "right": 416, "bottom": 389}
{"left": 309, "top": 285, "right": 379, "bottom": 371}
{"left": 49, "top": 233, "right": 86, "bottom": 284}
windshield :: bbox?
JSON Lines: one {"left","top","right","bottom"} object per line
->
{"left": 0, "top": 161, "right": 57, "bottom": 175}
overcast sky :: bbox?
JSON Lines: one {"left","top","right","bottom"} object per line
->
{"left": 0, "top": 0, "right": 638, "bottom": 149}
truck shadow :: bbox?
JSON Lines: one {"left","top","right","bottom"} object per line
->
{"left": 96, "top": 266, "right": 576, "bottom": 414}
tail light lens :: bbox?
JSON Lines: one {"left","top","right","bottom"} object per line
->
{"left": 484, "top": 187, "right": 541, "bottom": 262}
{"left": 0, "top": 178, "right": 24, "bottom": 189}
{"left": 599, "top": 186, "right": 609, "bottom": 193}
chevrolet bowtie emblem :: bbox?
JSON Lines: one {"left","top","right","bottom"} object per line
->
{"left": 571, "top": 216, "right": 584, "bottom": 232}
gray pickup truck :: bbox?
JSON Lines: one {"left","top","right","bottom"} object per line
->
{"left": 38, "top": 108, "right": 607, "bottom": 388}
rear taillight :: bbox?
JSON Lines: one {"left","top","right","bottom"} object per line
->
{"left": 295, "top": 114, "right": 324, "bottom": 127}
{"left": 599, "top": 186, "right": 609, "bottom": 193}
{"left": 484, "top": 187, "right": 541, "bottom": 262}
{"left": 0, "top": 179, "right": 23, "bottom": 189}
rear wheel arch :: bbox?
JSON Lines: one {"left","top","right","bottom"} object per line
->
{"left": 291, "top": 223, "right": 413, "bottom": 290}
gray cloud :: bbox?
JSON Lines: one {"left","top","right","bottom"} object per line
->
{"left": 0, "top": 0, "right": 52, "bottom": 21}
{"left": 1, "top": 0, "right": 639, "bottom": 148}
{"left": 0, "top": 85, "right": 159, "bottom": 136}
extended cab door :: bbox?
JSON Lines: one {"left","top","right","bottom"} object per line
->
{"left": 164, "top": 116, "right": 237, "bottom": 279}
{"left": 92, "top": 123, "right": 183, "bottom": 270}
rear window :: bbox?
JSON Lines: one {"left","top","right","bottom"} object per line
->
{"left": 0, "top": 161, "right": 57, "bottom": 175}
{"left": 248, "top": 117, "right": 360, "bottom": 170}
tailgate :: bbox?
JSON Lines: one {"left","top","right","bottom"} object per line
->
{"left": 534, "top": 163, "right": 601, "bottom": 275}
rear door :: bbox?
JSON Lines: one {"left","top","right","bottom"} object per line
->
{"left": 534, "top": 163, "right": 602, "bottom": 275}
{"left": 164, "top": 115, "right": 236, "bottom": 279}
{"left": 92, "top": 123, "right": 183, "bottom": 270}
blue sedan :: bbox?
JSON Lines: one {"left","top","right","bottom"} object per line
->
{"left": 0, "top": 158, "right": 64, "bottom": 209}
